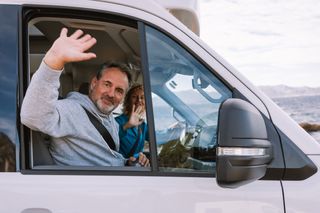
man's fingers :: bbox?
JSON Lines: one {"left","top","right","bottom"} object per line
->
{"left": 70, "top": 29, "right": 84, "bottom": 39}
{"left": 80, "top": 52, "right": 97, "bottom": 61}
{"left": 78, "top": 34, "right": 92, "bottom": 43}
{"left": 81, "top": 37, "right": 97, "bottom": 52}
{"left": 60, "top": 28, "right": 68, "bottom": 38}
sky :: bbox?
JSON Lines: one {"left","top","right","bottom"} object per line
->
{"left": 199, "top": 0, "right": 320, "bottom": 87}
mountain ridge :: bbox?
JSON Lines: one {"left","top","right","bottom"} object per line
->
{"left": 258, "top": 85, "right": 320, "bottom": 99}
{"left": 152, "top": 85, "right": 320, "bottom": 106}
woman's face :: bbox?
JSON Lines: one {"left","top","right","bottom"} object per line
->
{"left": 129, "top": 88, "right": 145, "bottom": 111}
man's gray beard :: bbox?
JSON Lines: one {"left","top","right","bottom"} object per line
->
{"left": 95, "top": 99, "right": 115, "bottom": 115}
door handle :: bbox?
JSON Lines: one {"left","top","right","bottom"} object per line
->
{"left": 22, "top": 208, "right": 52, "bottom": 213}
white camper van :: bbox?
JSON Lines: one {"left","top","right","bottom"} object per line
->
{"left": 0, "top": 0, "right": 319, "bottom": 212}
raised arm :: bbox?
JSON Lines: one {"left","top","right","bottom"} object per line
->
{"left": 20, "top": 28, "right": 96, "bottom": 135}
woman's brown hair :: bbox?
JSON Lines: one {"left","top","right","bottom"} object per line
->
{"left": 122, "top": 84, "right": 144, "bottom": 115}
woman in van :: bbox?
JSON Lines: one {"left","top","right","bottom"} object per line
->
{"left": 115, "top": 84, "right": 149, "bottom": 161}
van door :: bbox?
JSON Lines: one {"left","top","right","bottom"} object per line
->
{"left": 1, "top": 2, "right": 285, "bottom": 213}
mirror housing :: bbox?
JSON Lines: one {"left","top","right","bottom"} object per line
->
{"left": 216, "top": 98, "right": 272, "bottom": 188}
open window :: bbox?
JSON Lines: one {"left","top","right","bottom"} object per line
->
{"left": 25, "top": 8, "right": 150, "bottom": 171}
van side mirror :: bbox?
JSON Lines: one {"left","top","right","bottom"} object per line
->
{"left": 216, "top": 98, "right": 272, "bottom": 188}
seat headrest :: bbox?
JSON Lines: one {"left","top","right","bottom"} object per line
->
{"left": 79, "top": 82, "right": 90, "bottom": 95}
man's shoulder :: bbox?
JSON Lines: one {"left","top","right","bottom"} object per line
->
{"left": 66, "top": 91, "right": 84, "bottom": 99}
{"left": 56, "top": 92, "right": 86, "bottom": 109}
{"left": 65, "top": 91, "right": 91, "bottom": 104}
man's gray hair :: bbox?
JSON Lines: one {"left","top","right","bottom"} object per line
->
{"left": 96, "top": 61, "right": 132, "bottom": 87}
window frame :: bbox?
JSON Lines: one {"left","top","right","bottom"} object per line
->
{"left": 20, "top": 6, "right": 153, "bottom": 176}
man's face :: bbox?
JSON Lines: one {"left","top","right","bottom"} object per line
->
{"left": 89, "top": 67, "right": 129, "bottom": 114}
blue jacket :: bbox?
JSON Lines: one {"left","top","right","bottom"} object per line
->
{"left": 115, "top": 114, "right": 148, "bottom": 158}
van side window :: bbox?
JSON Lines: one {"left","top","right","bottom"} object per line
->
{"left": 0, "top": 5, "right": 19, "bottom": 172}
{"left": 145, "top": 26, "right": 232, "bottom": 173}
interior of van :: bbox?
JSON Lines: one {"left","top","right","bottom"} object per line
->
{"left": 28, "top": 17, "right": 144, "bottom": 168}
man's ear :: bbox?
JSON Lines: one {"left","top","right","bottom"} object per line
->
{"left": 120, "top": 87, "right": 130, "bottom": 104}
{"left": 90, "top": 77, "right": 97, "bottom": 90}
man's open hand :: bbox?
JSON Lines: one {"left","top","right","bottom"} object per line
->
{"left": 44, "top": 28, "right": 97, "bottom": 70}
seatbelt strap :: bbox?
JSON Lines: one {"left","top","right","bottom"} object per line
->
{"left": 82, "top": 106, "right": 116, "bottom": 151}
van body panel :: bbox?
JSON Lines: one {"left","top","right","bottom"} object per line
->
{"left": 283, "top": 156, "right": 320, "bottom": 213}
{"left": 0, "top": 173, "right": 284, "bottom": 213}
{"left": 261, "top": 96, "right": 320, "bottom": 155}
